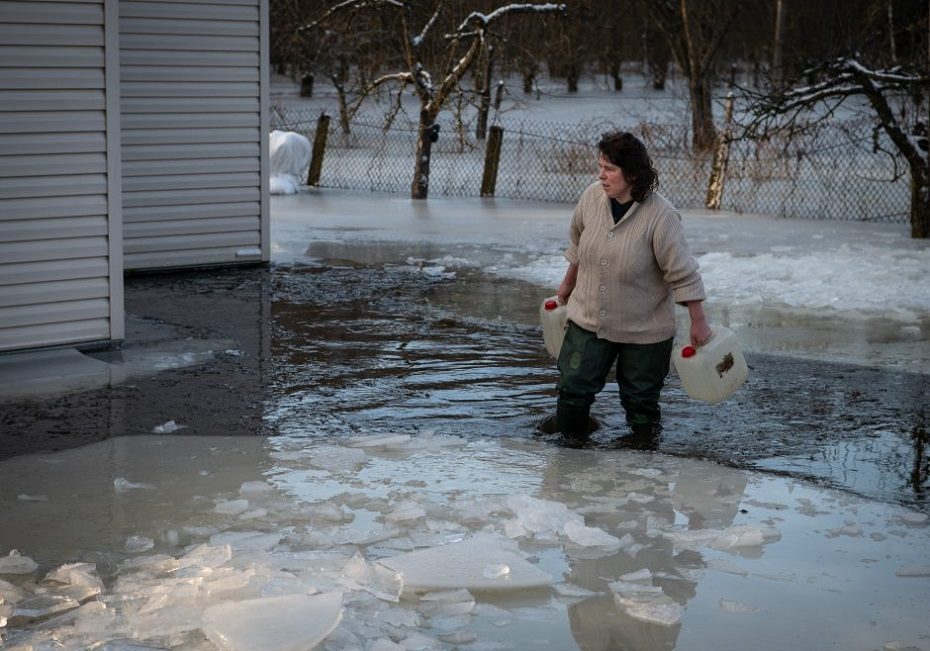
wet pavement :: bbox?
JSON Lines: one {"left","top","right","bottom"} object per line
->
{"left": 2, "top": 243, "right": 927, "bottom": 512}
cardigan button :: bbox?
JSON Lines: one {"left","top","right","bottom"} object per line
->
{"left": 599, "top": 285, "right": 606, "bottom": 292}
{"left": 600, "top": 258, "right": 607, "bottom": 266}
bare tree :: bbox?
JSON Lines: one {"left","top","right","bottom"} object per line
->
{"left": 302, "top": 1, "right": 564, "bottom": 199}
{"left": 741, "top": 57, "right": 929, "bottom": 238}
{"left": 646, "top": 0, "right": 743, "bottom": 151}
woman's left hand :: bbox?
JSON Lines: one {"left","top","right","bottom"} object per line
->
{"left": 690, "top": 320, "right": 713, "bottom": 348}
{"left": 686, "top": 301, "right": 713, "bottom": 347}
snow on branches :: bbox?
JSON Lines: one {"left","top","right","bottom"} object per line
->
{"left": 453, "top": 3, "right": 566, "bottom": 37}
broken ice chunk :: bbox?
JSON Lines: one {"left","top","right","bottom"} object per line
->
{"left": 0, "top": 549, "right": 38, "bottom": 574}
{"left": 553, "top": 583, "right": 598, "bottom": 598}
{"left": 340, "top": 553, "right": 403, "bottom": 602}
{"left": 563, "top": 520, "right": 622, "bottom": 548}
{"left": 125, "top": 536, "right": 155, "bottom": 553}
{"left": 418, "top": 588, "right": 475, "bottom": 617}
{"left": 396, "top": 632, "right": 442, "bottom": 650}
{"left": 369, "top": 640, "right": 406, "bottom": 651}
{"left": 384, "top": 501, "right": 427, "bottom": 525}
{"left": 378, "top": 534, "right": 552, "bottom": 594}
{"left": 346, "top": 434, "right": 413, "bottom": 448}
{"left": 239, "top": 480, "right": 273, "bottom": 495}
{"left": 205, "top": 569, "right": 256, "bottom": 597}
{"left": 0, "top": 577, "right": 27, "bottom": 603}
{"left": 17, "top": 494, "right": 49, "bottom": 502}
{"left": 209, "top": 531, "right": 281, "bottom": 552}
{"left": 439, "top": 630, "right": 477, "bottom": 644}
{"left": 619, "top": 569, "right": 653, "bottom": 583}
{"left": 118, "top": 554, "right": 180, "bottom": 575}
{"left": 152, "top": 420, "right": 183, "bottom": 433}
{"left": 201, "top": 592, "right": 343, "bottom": 651}
{"left": 506, "top": 494, "right": 580, "bottom": 536}
{"left": 306, "top": 445, "right": 367, "bottom": 472}
{"left": 612, "top": 581, "right": 682, "bottom": 627}
{"left": 114, "top": 477, "right": 154, "bottom": 493}
{"left": 895, "top": 565, "right": 930, "bottom": 577}
{"left": 719, "top": 598, "right": 760, "bottom": 614}
{"left": 13, "top": 593, "right": 80, "bottom": 619}
{"left": 178, "top": 544, "right": 231, "bottom": 571}
{"left": 663, "top": 524, "right": 780, "bottom": 551}
{"left": 213, "top": 499, "right": 250, "bottom": 515}
{"left": 44, "top": 562, "right": 103, "bottom": 592}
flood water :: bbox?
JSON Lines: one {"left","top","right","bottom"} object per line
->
{"left": 2, "top": 198, "right": 929, "bottom": 650}
{"left": 269, "top": 241, "right": 930, "bottom": 511}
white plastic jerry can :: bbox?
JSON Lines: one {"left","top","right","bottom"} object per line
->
{"left": 671, "top": 326, "right": 748, "bottom": 404}
{"left": 540, "top": 297, "right": 568, "bottom": 359}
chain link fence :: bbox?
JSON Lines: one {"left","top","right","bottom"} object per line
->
{"left": 271, "top": 105, "right": 909, "bottom": 224}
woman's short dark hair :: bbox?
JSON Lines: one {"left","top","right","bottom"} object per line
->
{"left": 597, "top": 131, "right": 659, "bottom": 202}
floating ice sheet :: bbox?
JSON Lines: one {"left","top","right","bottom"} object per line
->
{"left": 378, "top": 535, "right": 552, "bottom": 594}
{"left": 0, "top": 550, "right": 38, "bottom": 574}
{"left": 202, "top": 591, "right": 343, "bottom": 651}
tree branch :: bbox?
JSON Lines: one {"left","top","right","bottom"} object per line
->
{"left": 298, "top": 0, "right": 403, "bottom": 32}
{"left": 452, "top": 3, "right": 565, "bottom": 37}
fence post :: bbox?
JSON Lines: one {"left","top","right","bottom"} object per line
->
{"left": 481, "top": 125, "right": 504, "bottom": 197}
{"left": 705, "top": 94, "right": 734, "bottom": 210}
{"left": 306, "top": 112, "right": 330, "bottom": 187}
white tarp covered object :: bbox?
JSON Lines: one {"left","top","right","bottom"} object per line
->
{"left": 269, "top": 130, "right": 311, "bottom": 195}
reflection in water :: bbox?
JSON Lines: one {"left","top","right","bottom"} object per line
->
{"left": 537, "top": 452, "right": 748, "bottom": 650}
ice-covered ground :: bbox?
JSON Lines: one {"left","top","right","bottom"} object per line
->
{"left": 2, "top": 434, "right": 929, "bottom": 651}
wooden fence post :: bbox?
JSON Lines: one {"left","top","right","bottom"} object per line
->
{"left": 481, "top": 125, "right": 504, "bottom": 197}
{"left": 705, "top": 94, "right": 734, "bottom": 210}
{"left": 306, "top": 112, "right": 330, "bottom": 186}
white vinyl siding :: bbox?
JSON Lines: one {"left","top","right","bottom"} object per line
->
{"left": 0, "top": 0, "right": 124, "bottom": 353}
{"left": 119, "top": 0, "right": 269, "bottom": 270}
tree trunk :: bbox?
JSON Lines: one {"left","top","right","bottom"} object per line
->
{"left": 649, "top": 53, "right": 669, "bottom": 90}
{"left": 772, "top": 0, "right": 785, "bottom": 84}
{"left": 610, "top": 61, "right": 622, "bottom": 92}
{"left": 688, "top": 77, "right": 716, "bottom": 150}
{"left": 411, "top": 112, "right": 436, "bottom": 200}
{"left": 476, "top": 45, "right": 494, "bottom": 140}
{"left": 522, "top": 61, "right": 536, "bottom": 94}
{"left": 910, "top": 160, "right": 929, "bottom": 238}
{"left": 334, "top": 84, "right": 351, "bottom": 135}
{"left": 566, "top": 66, "right": 580, "bottom": 93}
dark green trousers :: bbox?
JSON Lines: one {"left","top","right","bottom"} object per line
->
{"left": 556, "top": 321, "right": 673, "bottom": 436}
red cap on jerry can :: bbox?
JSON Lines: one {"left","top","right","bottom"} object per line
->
{"left": 681, "top": 345, "right": 697, "bottom": 358}
{"left": 544, "top": 299, "right": 558, "bottom": 311}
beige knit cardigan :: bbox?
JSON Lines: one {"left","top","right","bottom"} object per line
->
{"left": 564, "top": 182, "right": 706, "bottom": 344}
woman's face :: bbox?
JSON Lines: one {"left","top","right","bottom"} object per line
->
{"left": 598, "top": 154, "right": 633, "bottom": 202}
